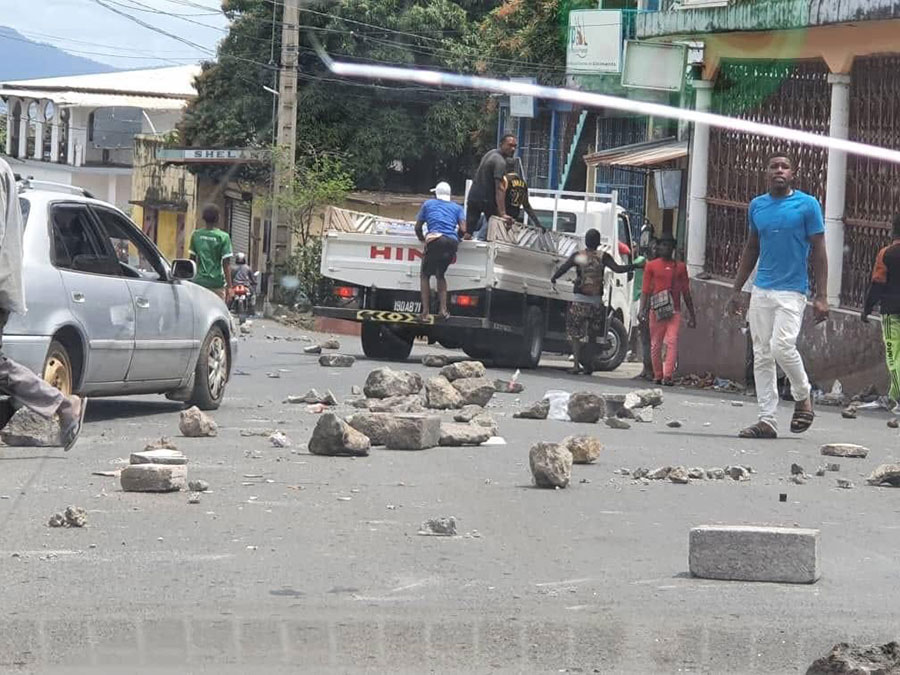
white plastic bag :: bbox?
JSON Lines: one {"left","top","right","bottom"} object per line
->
{"left": 545, "top": 390, "right": 571, "bottom": 421}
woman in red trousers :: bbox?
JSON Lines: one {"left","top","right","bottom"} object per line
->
{"left": 639, "top": 235, "right": 697, "bottom": 386}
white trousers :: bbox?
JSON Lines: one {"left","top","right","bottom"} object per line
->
{"left": 748, "top": 288, "right": 811, "bottom": 429}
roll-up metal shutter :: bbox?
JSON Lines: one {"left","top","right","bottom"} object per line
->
{"left": 227, "top": 198, "right": 251, "bottom": 259}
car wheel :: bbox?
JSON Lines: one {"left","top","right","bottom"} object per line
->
{"left": 43, "top": 340, "right": 73, "bottom": 397}
{"left": 187, "top": 326, "right": 228, "bottom": 410}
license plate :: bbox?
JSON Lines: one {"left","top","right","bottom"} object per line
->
{"left": 393, "top": 300, "right": 422, "bottom": 313}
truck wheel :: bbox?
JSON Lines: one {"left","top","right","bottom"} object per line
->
{"left": 462, "top": 344, "right": 492, "bottom": 360}
{"left": 494, "top": 306, "right": 544, "bottom": 369}
{"left": 361, "top": 322, "right": 413, "bottom": 361}
{"left": 591, "top": 316, "right": 628, "bottom": 372}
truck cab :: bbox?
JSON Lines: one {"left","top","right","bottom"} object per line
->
{"left": 526, "top": 190, "right": 636, "bottom": 333}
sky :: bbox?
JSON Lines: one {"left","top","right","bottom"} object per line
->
{"left": 0, "top": 0, "right": 230, "bottom": 68}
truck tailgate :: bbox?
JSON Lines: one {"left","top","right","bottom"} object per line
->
{"left": 321, "top": 232, "right": 491, "bottom": 292}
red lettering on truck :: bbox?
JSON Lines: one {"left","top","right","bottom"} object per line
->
{"left": 408, "top": 248, "right": 423, "bottom": 261}
{"left": 370, "top": 246, "right": 391, "bottom": 259}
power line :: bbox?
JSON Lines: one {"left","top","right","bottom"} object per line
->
{"left": 0, "top": 31, "right": 198, "bottom": 64}
{"left": 106, "top": 0, "right": 222, "bottom": 17}
{"left": 87, "top": 0, "right": 215, "bottom": 54}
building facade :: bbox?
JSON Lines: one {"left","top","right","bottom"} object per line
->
{"left": 0, "top": 65, "right": 199, "bottom": 212}
{"left": 636, "top": 0, "right": 900, "bottom": 390}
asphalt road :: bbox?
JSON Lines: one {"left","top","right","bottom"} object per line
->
{"left": 1, "top": 319, "right": 898, "bottom": 674}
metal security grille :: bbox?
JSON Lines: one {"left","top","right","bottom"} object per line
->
{"left": 842, "top": 54, "right": 900, "bottom": 308}
{"left": 594, "top": 115, "right": 647, "bottom": 237}
{"left": 706, "top": 59, "right": 830, "bottom": 278}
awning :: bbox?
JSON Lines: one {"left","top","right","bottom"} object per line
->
{"left": 0, "top": 89, "right": 190, "bottom": 111}
{"left": 585, "top": 138, "right": 688, "bottom": 168}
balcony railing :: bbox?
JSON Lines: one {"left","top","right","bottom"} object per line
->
{"left": 637, "top": 0, "right": 900, "bottom": 39}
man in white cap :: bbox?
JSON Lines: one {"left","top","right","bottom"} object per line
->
{"left": 414, "top": 181, "right": 467, "bottom": 321}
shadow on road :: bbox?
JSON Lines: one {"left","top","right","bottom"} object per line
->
{"left": 84, "top": 398, "right": 185, "bottom": 423}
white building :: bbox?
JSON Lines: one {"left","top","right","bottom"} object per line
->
{"left": 1, "top": 65, "right": 200, "bottom": 210}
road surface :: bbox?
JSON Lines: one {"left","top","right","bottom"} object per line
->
{"left": 0, "top": 320, "right": 896, "bottom": 673}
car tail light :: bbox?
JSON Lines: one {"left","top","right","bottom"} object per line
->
{"left": 451, "top": 294, "right": 478, "bottom": 308}
{"left": 334, "top": 286, "right": 358, "bottom": 298}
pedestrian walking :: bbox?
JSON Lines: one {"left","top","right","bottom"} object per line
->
{"left": 639, "top": 234, "right": 696, "bottom": 385}
{"left": 726, "top": 154, "right": 829, "bottom": 438}
{"left": 0, "top": 158, "right": 86, "bottom": 450}
{"left": 415, "top": 181, "right": 467, "bottom": 321}
{"left": 551, "top": 228, "right": 643, "bottom": 374}
{"left": 189, "top": 204, "right": 233, "bottom": 301}
{"left": 466, "top": 134, "right": 518, "bottom": 235}
{"left": 861, "top": 214, "right": 900, "bottom": 406}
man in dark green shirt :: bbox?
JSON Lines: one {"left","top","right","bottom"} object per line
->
{"left": 189, "top": 204, "right": 233, "bottom": 300}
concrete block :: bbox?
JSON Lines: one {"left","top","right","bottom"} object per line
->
{"left": 689, "top": 525, "right": 820, "bottom": 584}
{"left": 120, "top": 464, "right": 187, "bottom": 493}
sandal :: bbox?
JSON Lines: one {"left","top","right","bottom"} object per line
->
{"left": 738, "top": 420, "right": 777, "bottom": 439}
{"left": 790, "top": 403, "right": 815, "bottom": 434}
{"left": 61, "top": 397, "right": 88, "bottom": 452}
{"left": 438, "top": 311, "right": 451, "bottom": 321}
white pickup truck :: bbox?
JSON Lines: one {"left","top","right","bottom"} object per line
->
{"left": 313, "top": 189, "right": 637, "bottom": 370}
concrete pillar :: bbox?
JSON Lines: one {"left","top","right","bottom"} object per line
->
{"left": 107, "top": 173, "right": 118, "bottom": 206}
{"left": 823, "top": 73, "right": 850, "bottom": 306}
{"left": 17, "top": 99, "right": 29, "bottom": 159}
{"left": 50, "top": 107, "right": 60, "bottom": 163}
{"left": 686, "top": 81, "right": 714, "bottom": 277}
{"left": 5, "top": 97, "right": 14, "bottom": 156}
{"left": 33, "top": 120, "right": 44, "bottom": 160}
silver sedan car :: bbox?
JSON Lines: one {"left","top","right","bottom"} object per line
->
{"left": 4, "top": 183, "right": 237, "bottom": 410}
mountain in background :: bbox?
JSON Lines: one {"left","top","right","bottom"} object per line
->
{"left": 0, "top": 26, "right": 118, "bottom": 81}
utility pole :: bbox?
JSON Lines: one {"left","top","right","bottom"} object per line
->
{"left": 273, "top": 0, "right": 299, "bottom": 270}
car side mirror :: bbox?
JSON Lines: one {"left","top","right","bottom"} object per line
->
{"left": 171, "top": 259, "right": 196, "bottom": 280}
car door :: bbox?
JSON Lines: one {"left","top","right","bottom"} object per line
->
{"left": 49, "top": 203, "right": 135, "bottom": 384}
{"left": 89, "top": 205, "right": 196, "bottom": 382}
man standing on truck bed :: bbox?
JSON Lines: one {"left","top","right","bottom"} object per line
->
{"left": 551, "top": 228, "right": 643, "bottom": 374}
{"left": 415, "top": 181, "right": 466, "bottom": 321}
{"left": 466, "top": 134, "right": 518, "bottom": 235}
{"left": 474, "top": 160, "right": 543, "bottom": 240}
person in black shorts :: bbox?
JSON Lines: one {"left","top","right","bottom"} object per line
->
{"left": 466, "top": 134, "right": 518, "bottom": 235}
{"left": 415, "top": 182, "right": 467, "bottom": 320}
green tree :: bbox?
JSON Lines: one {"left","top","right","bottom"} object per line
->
{"left": 270, "top": 144, "right": 354, "bottom": 307}
{"left": 180, "top": 0, "right": 495, "bottom": 191}
{"left": 272, "top": 145, "right": 354, "bottom": 247}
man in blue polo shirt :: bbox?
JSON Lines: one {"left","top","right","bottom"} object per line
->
{"left": 727, "top": 154, "right": 829, "bottom": 438}
{"left": 414, "top": 181, "right": 466, "bottom": 321}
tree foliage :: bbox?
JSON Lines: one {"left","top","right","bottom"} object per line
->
{"left": 270, "top": 145, "right": 354, "bottom": 247}
{"left": 180, "top": 1, "right": 576, "bottom": 190}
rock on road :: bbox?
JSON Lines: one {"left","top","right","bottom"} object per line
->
{"left": 0, "top": 319, "right": 897, "bottom": 674}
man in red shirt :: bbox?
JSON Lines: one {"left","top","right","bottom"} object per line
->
{"left": 639, "top": 235, "right": 696, "bottom": 385}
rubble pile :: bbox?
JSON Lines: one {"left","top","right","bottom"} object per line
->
{"left": 630, "top": 465, "right": 753, "bottom": 483}
{"left": 121, "top": 444, "right": 188, "bottom": 493}
{"left": 48, "top": 506, "right": 87, "bottom": 528}
{"left": 806, "top": 641, "right": 900, "bottom": 674}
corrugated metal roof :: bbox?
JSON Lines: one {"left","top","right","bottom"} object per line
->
{"left": 585, "top": 138, "right": 688, "bottom": 168}
{"left": 0, "top": 88, "right": 189, "bottom": 111}
{"left": 0, "top": 65, "right": 199, "bottom": 99}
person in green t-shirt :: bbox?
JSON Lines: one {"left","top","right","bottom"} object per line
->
{"left": 189, "top": 204, "right": 233, "bottom": 300}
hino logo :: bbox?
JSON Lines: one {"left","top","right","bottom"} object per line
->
{"left": 370, "top": 246, "right": 423, "bottom": 261}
